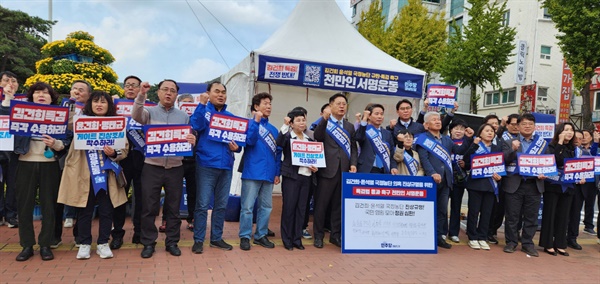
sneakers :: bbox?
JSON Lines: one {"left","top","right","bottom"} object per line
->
{"left": 210, "top": 239, "right": 233, "bottom": 251}
{"left": 468, "top": 240, "right": 481, "bottom": 250}
{"left": 583, "top": 228, "right": 596, "bottom": 235}
{"left": 192, "top": 242, "right": 204, "bottom": 254}
{"left": 64, "top": 218, "right": 74, "bottom": 228}
{"left": 449, "top": 236, "right": 460, "bottom": 243}
{"left": 96, "top": 243, "right": 114, "bottom": 259}
{"left": 50, "top": 240, "right": 62, "bottom": 249}
{"left": 487, "top": 235, "right": 499, "bottom": 244}
{"left": 77, "top": 245, "right": 91, "bottom": 259}
{"left": 253, "top": 236, "right": 275, "bottom": 248}
{"left": 302, "top": 229, "right": 312, "bottom": 239}
{"left": 478, "top": 240, "right": 490, "bottom": 250}
{"left": 6, "top": 218, "right": 18, "bottom": 228}
{"left": 240, "top": 238, "right": 251, "bottom": 251}
{"left": 159, "top": 220, "right": 166, "bottom": 233}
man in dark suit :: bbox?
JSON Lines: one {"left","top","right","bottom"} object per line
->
{"left": 392, "top": 99, "right": 425, "bottom": 145}
{"left": 416, "top": 112, "right": 470, "bottom": 249}
{"left": 313, "top": 93, "right": 358, "bottom": 248}
{"left": 501, "top": 113, "right": 547, "bottom": 257}
{"left": 354, "top": 104, "right": 398, "bottom": 174}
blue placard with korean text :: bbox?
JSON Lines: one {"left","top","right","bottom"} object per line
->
{"left": 257, "top": 55, "right": 424, "bottom": 98}
{"left": 208, "top": 112, "right": 249, "bottom": 147}
{"left": 341, "top": 172, "right": 437, "bottom": 254}
{"left": 516, "top": 153, "right": 558, "bottom": 177}
{"left": 9, "top": 100, "right": 68, "bottom": 138}
{"left": 143, "top": 124, "right": 193, "bottom": 157}
{"left": 563, "top": 157, "right": 595, "bottom": 183}
{"left": 470, "top": 153, "right": 506, "bottom": 178}
{"left": 426, "top": 84, "right": 457, "bottom": 109}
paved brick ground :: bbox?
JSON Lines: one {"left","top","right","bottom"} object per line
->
{"left": 1, "top": 195, "right": 598, "bottom": 283}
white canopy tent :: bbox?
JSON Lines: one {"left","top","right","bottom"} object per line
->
{"left": 221, "top": 0, "right": 426, "bottom": 194}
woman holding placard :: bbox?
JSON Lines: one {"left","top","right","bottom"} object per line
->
{"left": 539, "top": 122, "right": 579, "bottom": 256}
{"left": 461, "top": 124, "right": 502, "bottom": 251}
{"left": 58, "top": 91, "right": 128, "bottom": 260}
{"left": 276, "top": 109, "right": 318, "bottom": 251}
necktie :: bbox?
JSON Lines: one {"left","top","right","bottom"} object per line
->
{"left": 404, "top": 122, "right": 409, "bottom": 128}
{"left": 338, "top": 120, "right": 343, "bottom": 127}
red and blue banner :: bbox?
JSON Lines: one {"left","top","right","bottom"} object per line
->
{"left": 208, "top": 112, "right": 249, "bottom": 146}
{"left": 143, "top": 124, "right": 193, "bottom": 157}
{"left": 9, "top": 101, "right": 68, "bottom": 138}
{"left": 516, "top": 153, "right": 558, "bottom": 177}
{"left": 73, "top": 116, "right": 127, "bottom": 150}
{"left": 257, "top": 55, "right": 423, "bottom": 98}
{"left": 563, "top": 157, "right": 595, "bottom": 183}
{"left": 426, "top": 84, "right": 457, "bottom": 109}
{"left": 0, "top": 115, "right": 13, "bottom": 151}
{"left": 470, "top": 152, "right": 506, "bottom": 179}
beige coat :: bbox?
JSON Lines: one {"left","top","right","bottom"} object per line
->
{"left": 393, "top": 146, "right": 425, "bottom": 176}
{"left": 58, "top": 142, "right": 129, "bottom": 208}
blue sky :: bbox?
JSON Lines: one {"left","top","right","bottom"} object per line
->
{"left": 2, "top": 0, "right": 352, "bottom": 84}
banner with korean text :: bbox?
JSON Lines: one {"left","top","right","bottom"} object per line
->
{"left": 0, "top": 115, "right": 13, "bottom": 151}
{"left": 73, "top": 116, "right": 127, "bottom": 150}
{"left": 470, "top": 153, "right": 506, "bottom": 178}
{"left": 341, "top": 172, "right": 437, "bottom": 254}
{"left": 143, "top": 124, "right": 193, "bottom": 157}
{"left": 563, "top": 158, "right": 595, "bottom": 183}
{"left": 208, "top": 112, "right": 249, "bottom": 146}
{"left": 516, "top": 154, "right": 558, "bottom": 177}
{"left": 426, "top": 84, "right": 457, "bottom": 110}
{"left": 179, "top": 102, "right": 198, "bottom": 116}
{"left": 291, "top": 140, "right": 326, "bottom": 167}
{"left": 558, "top": 59, "right": 573, "bottom": 123}
{"left": 595, "top": 156, "right": 600, "bottom": 175}
{"left": 257, "top": 55, "right": 424, "bottom": 98}
{"left": 9, "top": 101, "right": 68, "bottom": 138}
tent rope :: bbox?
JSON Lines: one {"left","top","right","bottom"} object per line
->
{"left": 185, "top": 0, "right": 230, "bottom": 69}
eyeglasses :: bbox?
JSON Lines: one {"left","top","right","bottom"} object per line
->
{"left": 124, "top": 83, "right": 140, "bottom": 89}
{"left": 159, "top": 87, "right": 178, "bottom": 94}
{"left": 399, "top": 107, "right": 411, "bottom": 111}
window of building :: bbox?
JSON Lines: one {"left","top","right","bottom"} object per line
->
{"left": 594, "top": 91, "right": 600, "bottom": 111}
{"left": 449, "top": 17, "right": 463, "bottom": 37}
{"left": 381, "top": 0, "right": 391, "bottom": 21}
{"left": 423, "top": 0, "right": 441, "bottom": 3}
{"left": 450, "top": 0, "right": 465, "bottom": 17}
{"left": 485, "top": 89, "right": 516, "bottom": 106}
{"left": 538, "top": 87, "right": 548, "bottom": 102}
{"left": 502, "top": 10, "right": 510, "bottom": 26}
{"left": 543, "top": 7, "right": 552, "bottom": 19}
{"left": 540, "top": 45, "right": 551, "bottom": 60}
{"left": 398, "top": 0, "right": 409, "bottom": 11}
{"left": 352, "top": 5, "right": 356, "bottom": 17}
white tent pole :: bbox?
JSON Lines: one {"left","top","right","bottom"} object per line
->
{"left": 248, "top": 52, "right": 257, "bottom": 117}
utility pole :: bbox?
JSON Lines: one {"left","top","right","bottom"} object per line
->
{"left": 48, "top": 0, "right": 53, "bottom": 42}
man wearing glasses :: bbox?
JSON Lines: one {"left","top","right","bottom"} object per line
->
{"left": 132, "top": 79, "right": 196, "bottom": 258}
{"left": 393, "top": 99, "right": 425, "bottom": 146}
{"left": 0, "top": 71, "right": 20, "bottom": 229}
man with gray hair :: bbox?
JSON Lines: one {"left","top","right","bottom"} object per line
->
{"left": 415, "top": 112, "right": 471, "bottom": 249}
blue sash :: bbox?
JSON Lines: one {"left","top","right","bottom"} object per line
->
{"left": 326, "top": 119, "right": 351, "bottom": 159}
{"left": 473, "top": 142, "right": 500, "bottom": 197}
{"left": 259, "top": 124, "right": 277, "bottom": 156}
{"left": 575, "top": 147, "right": 583, "bottom": 158}
{"left": 502, "top": 131, "right": 515, "bottom": 142}
{"left": 126, "top": 118, "right": 145, "bottom": 152}
{"left": 414, "top": 134, "right": 453, "bottom": 175}
{"left": 365, "top": 125, "right": 391, "bottom": 173}
{"left": 507, "top": 134, "right": 547, "bottom": 174}
{"left": 403, "top": 151, "right": 419, "bottom": 176}
{"left": 86, "top": 150, "right": 107, "bottom": 195}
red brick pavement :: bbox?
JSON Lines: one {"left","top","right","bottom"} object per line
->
{"left": 1, "top": 195, "right": 598, "bottom": 283}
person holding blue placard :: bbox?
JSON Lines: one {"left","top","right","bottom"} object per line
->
{"left": 394, "top": 130, "right": 424, "bottom": 176}
{"left": 462, "top": 124, "right": 503, "bottom": 251}
{"left": 354, "top": 104, "right": 398, "bottom": 175}
{"left": 0, "top": 71, "right": 20, "bottom": 230}
{"left": 6, "top": 82, "right": 70, "bottom": 261}
{"left": 447, "top": 119, "right": 469, "bottom": 244}
{"left": 58, "top": 91, "right": 128, "bottom": 260}
{"left": 501, "top": 113, "right": 548, "bottom": 257}
{"left": 132, "top": 79, "right": 196, "bottom": 259}
{"left": 539, "top": 122, "right": 582, "bottom": 256}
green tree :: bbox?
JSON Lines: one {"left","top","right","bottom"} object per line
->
{"left": 436, "top": 0, "right": 516, "bottom": 114}
{"left": 0, "top": 6, "right": 55, "bottom": 91}
{"left": 543, "top": 0, "right": 600, "bottom": 129}
{"left": 356, "top": 0, "right": 387, "bottom": 51}
{"left": 387, "top": 0, "right": 447, "bottom": 78}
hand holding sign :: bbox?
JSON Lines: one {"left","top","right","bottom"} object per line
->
{"left": 349, "top": 165, "right": 357, "bottom": 173}
{"left": 492, "top": 172, "right": 502, "bottom": 181}
{"left": 451, "top": 101, "right": 459, "bottom": 114}
{"left": 41, "top": 134, "right": 57, "bottom": 148}
{"left": 228, "top": 140, "right": 239, "bottom": 151}
{"left": 103, "top": 145, "right": 115, "bottom": 157}
{"left": 186, "top": 133, "right": 196, "bottom": 146}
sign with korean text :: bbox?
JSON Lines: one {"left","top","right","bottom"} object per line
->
{"left": 520, "top": 84, "right": 536, "bottom": 113}
{"left": 426, "top": 84, "right": 457, "bottom": 110}
{"left": 73, "top": 116, "right": 127, "bottom": 150}
{"left": 516, "top": 154, "right": 558, "bottom": 177}
{"left": 0, "top": 115, "right": 14, "bottom": 151}
{"left": 179, "top": 102, "right": 199, "bottom": 116}
{"left": 563, "top": 157, "right": 595, "bottom": 183}
{"left": 470, "top": 153, "right": 506, "bottom": 178}
{"left": 208, "top": 112, "right": 249, "bottom": 146}
{"left": 0, "top": 89, "right": 28, "bottom": 102}
{"left": 143, "top": 124, "right": 193, "bottom": 157}
{"left": 341, "top": 172, "right": 436, "bottom": 254}
{"left": 60, "top": 98, "right": 84, "bottom": 113}
{"left": 595, "top": 156, "right": 600, "bottom": 174}
{"left": 9, "top": 101, "right": 68, "bottom": 138}
{"left": 258, "top": 55, "right": 424, "bottom": 98}
{"left": 559, "top": 59, "right": 573, "bottom": 123}
{"left": 534, "top": 123, "right": 555, "bottom": 140}
{"left": 515, "top": 40, "right": 527, "bottom": 84}
{"left": 114, "top": 99, "right": 157, "bottom": 117}
{"left": 291, "top": 140, "right": 326, "bottom": 167}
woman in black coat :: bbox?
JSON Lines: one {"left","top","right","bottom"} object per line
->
{"left": 462, "top": 124, "right": 502, "bottom": 251}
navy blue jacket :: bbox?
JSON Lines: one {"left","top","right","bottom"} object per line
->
{"left": 354, "top": 123, "right": 397, "bottom": 173}
{"left": 462, "top": 142, "right": 503, "bottom": 192}
{"left": 416, "top": 131, "right": 469, "bottom": 188}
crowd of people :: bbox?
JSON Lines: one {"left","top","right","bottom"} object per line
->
{"left": 0, "top": 70, "right": 598, "bottom": 261}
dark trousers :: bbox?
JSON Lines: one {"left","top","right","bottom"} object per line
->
{"left": 78, "top": 187, "right": 113, "bottom": 245}
{"left": 436, "top": 183, "right": 451, "bottom": 237}
{"left": 302, "top": 178, "right": 316, "bottom": 230}
{"left": 568, "top": 184, "right": 584, "bottom": 240}
{"left": 313, "top": 170, "right": 342, "bottom": 241}
{"left": 112, "top": 150, "right": 144, "bottom": 240}
{"left": 539, "top": 189, "right": 572, "bottom": 249}
{"left": 15, "top": 161, "right": 59, "bottom": 248}
{"left": 466, "top": 190, "right": 495, "bottom": 240}
{"left": 581, "top": 182, "right": 597, "bottom": 230}
{"left": 183, "top": 160, "right": 197, "bottom": 222}
{"left": 449, "top": 182, "right": 466, "bottom": 237}
{"left": 140, "top": 164, "right": 183, "bottom": 246}
{"left": 0, "top": 152, "right": 18, "bottom": 221}
{"left": 504, "top": 181, "right": 540, "bottom": 248}
{"left": 281, "top": 175, "right": 311, "bottom": 247}
{"left": 488, "top": 189, "right": 505, "bottom": 237}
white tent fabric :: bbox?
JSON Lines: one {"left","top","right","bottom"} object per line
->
{"left": 221, "top": 0, "right": 426, "bottom": 194}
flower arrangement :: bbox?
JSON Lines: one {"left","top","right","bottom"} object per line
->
{"left": 26, "top": 74, "right": 123, "bottom": 97}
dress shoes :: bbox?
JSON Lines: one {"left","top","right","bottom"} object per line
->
{"left": 132, "top": 234, "right": 141, "bottom": 244}
{"left": 487, "top": 235, "right": 499, "bottom": 244}
{"left": 16, "top": 247, "right": 34, "bottom": 261}
{"left": 192, "top": 242, "right": 204, "bottom": 254}
{"left": 329, "top": 238, "right": 342, "bottom": 248}
{"left": 557, "top": 249, "right": 569, "bottom": 256}
{"left": 521, "top": 246, "right": 539, "bottom": 257}
{"left": 109, "top": 238, "right": 123, "bottom": 250}
{"left": 253, "top": 237, "right": 275, "bottom": 249}
{"left": 567, "top": 240, "right": 582, "bottom": 250}
{"left": 293, "top": 244, "right": 305, "bottom": 250}
{"left": 267, "top": 229, "right": 275, "bottom": 237}
{"left": 141, "top": 245, "right": 155, "bottom": 258}
{"left": 284, "top": 245, "right": 293, "bottom": 251}
{"left": 503, "top": 244, "right": 517, "bottom": 253}
{"left": 40, "top": 246, "right": 54, "bottom": 261}
{"left": 314, "top": 239, "right": 324, "bottom": 248}
{"left": 437, "top": 237, "right": 452, "bottom": 249}
{"left": 543, "top": 248, "right": 557, "bottom": 256}
{"left": 240, "top": 238, "right": 251, "bottom": 251}
{"left": 166, "top": 245, "right": 181, "bottom": 256}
